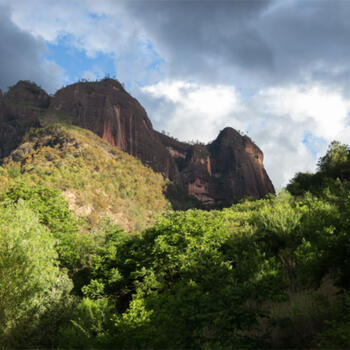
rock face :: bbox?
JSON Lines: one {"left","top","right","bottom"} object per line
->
{"left": 0, "top": 81, "right": 45, "bottom": 159}
{"left": 208, "top": 128, "right": 275, "bottom": 204}
{"left": 157, "top": 128, "right": 274, "bottom": 205}
{"left": 0, "top": 78, "right": 275, "bottom": 206}
{"left": 51, "top": 79, "right": 179, "bottom": 179}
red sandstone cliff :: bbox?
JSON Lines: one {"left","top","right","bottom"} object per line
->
{"left": 51, "top": 79, "right": 180, "bottom": 181}
{"left": 0, "top": 79, "right": 275, "bottom": 206}
{"left": 157, "top": 128, "right": 274, "bottom": 205}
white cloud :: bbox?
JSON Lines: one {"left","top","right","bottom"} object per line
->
{"left": 260, "top": 85, "right": 350, "bottom": 141}
{"left": 81, "top": 70, "right": 98, "bottom": 82}
{"left": 7, "top": 0, "right": 123, "bottom": 55}
{"left": 252, "top": 85, "right": 350, "bottom": 188}
{"left": 140, "top": 80, "right": 350, "bottom": 189}
{"left": 251, "top": 122, "right": 316, "bottom": 192}
{"left": 141, "top": 81, "right": 244, "bottom": 143}
{"left": 81, "top": 66, "right": 105, "bottom": 81}
{"left": 40, "top": 59, "right": 68, "bottom": 92}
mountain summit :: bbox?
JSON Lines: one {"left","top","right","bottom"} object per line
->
{"left": 0, "top": 79, "right": 274, "bottom": 206}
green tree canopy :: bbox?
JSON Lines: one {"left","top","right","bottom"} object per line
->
{"left": 318, "top": 141, "right": 350, "bottom": 179}
{"left": 0, "top": 201, "right": 72, "bottom": 348}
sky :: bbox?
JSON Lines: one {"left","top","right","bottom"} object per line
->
{"left": 1, "top": 0, "right": 350, "bottom": 189}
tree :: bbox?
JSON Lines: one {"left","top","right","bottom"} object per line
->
{"left": 1, "top": 184, "right": 91, "bottom": 270}
{"left": 80, "top": 209, "right": 282, "bottom": 348}
{"left": 0, "top": 201, "right": 72, "bottom": 348}
{"left": 318, "top": 141, "right": 350, "bottom": 179}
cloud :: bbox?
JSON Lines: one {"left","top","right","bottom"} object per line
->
{"left": 139, "top": 80, "right": 350, "bottom": 189}
{"left": 0, "top": 5, "right": 65, "bottom": 93}
{"left": 6, "top": 0, "right": 350, "bottom": 91}
{"left": 88, "top": 0, "right": 350, "bottom": 89}
{"left": 81, "top": 68, "right": 102, "bottom": 82}
{"left": 5, "top": 0, "right": 162, "bottom": 86}
{"left": 114, "top": 0, "right": 274, "bottom": 86}
{"left": 259, "top": 85, "right": 350, "bottom": 142}
{"left": 140, "top": 80, "right": 244, "bottom": 142}
{"left": 252, "top": 84, "right": 350, "bottom": 187}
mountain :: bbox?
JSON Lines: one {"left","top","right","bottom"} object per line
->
{"left": 0, "top": 123, "right": 171, "bottom": 231}
{"left": 156, "top": 127, "right": 274, "bottom": 206}
{"left": 0, "top": 79, "right": 274, "bottom": 206}
{"left": 0, "top": 81, "right": 45, "bottom": 158}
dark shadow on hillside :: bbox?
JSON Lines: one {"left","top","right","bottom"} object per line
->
{"left": 163, "top": 182, "right": 204, "bottom": 210}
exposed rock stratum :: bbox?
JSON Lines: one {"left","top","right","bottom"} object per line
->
{"left": 0, "top": 79, "right": 275, "bottom": 206}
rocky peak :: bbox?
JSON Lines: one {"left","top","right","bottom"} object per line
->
{"left": 50, "top": 79, "right": 175, "bottom": 178}
{"left": 0, "top": 81, "right": 46, "bottom": 159}
{"left": 214, "top": 127, "right": 252, "bottom": 150}
{"left": 94, "top": 77, "right": 125, "bottom": 90}
{"left": 204, "top": 128, "right": 274, "bottom": 204}
{"left": 216, "top": 127, "right": 242, "bottom": 141}
{"left": 0, "top": 79, "right": 275, "bottom": 206}
{"left": 5, "top": 80, "right": 50, "bottom": 108}
{"left": 211, "top": 127, "right": 263, "bottom": 157}
{"left": 51, "top": 79, "right": 153, "bottom": 131}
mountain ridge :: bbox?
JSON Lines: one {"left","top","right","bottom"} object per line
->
{"left": 0, "top": 79, "right": 274, "bottom": 206}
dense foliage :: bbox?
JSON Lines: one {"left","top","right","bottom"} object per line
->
{"left": 0, "top": 200, "right": 73, "bottom": 349}
{"left": 1, "top": 138, "right": 350, "bottom": 349}
{"left": 287, "top": 140, "right": 350, "bottom": 196}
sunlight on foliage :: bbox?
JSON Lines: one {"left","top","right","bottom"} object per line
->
{"left": 0, "top": 123, "right": 170, "bottom": 231}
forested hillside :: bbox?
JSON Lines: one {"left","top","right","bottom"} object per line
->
{"left": 1, "top": 139, "right": 350, "bottom": 349}
{"left": 0, "top": 123, "right": 171, "bottom": 231}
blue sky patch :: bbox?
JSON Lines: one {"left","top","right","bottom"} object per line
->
{"left": 303, "top": 131, "right": 327, "bottom": 159}
{"left": 142, "top": 40, "right": 164, "bottom": 73}
{"left": 45, "top": 36, "right": 116, "bottom": 84}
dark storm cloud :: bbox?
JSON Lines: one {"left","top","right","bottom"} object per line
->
{"left": 258, "top": 1, "right": 350, "bottom": 87}
{"left": 0, "top": 6, "right": 64, "bottom": 93}
{"left": 121, "top": 0, "right": 274, "bottom": 84}
{"left": 118, "top": 0, "right": 350, "bottom": 89}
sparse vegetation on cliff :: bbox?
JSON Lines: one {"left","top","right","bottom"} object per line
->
{"left": 0, "top": 123, "right": 170, "bottom": 231}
